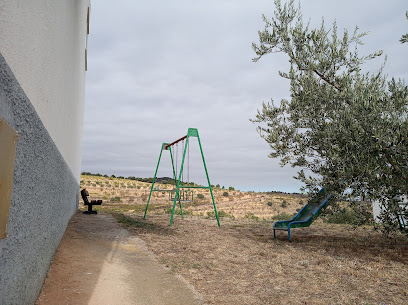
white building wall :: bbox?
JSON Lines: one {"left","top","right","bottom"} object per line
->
{"left": 372, "top": 200, "right": 382, "bottom": 222}
{"left": 372, "top": 195, "right": 408, "bottom": 223}
{"left": 0, "top": 0, "right": 90, "bottom": 181}
{"left": 0, "top": 1, "right": 90, "bottom": 303}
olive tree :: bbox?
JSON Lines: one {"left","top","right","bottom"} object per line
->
{"left": 401, "top": 12, "right": 408, "bottom": 44}
{"left": 251, "top": 0, "right": 408, "bottom": 233}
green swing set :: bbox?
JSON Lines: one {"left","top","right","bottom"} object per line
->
{"left": 143, "top": 128, "right": 220, "bottom": 227}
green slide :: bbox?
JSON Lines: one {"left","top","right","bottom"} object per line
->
{"left": 273, "top": 189, "right": 334, "bottom": 241}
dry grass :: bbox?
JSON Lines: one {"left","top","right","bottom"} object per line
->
{"left": 102, "top": 213, "right": 408, "bottom": 305}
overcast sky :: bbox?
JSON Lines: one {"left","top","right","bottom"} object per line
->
{"left": 81, "top": 0, "right": 408, "bottom": 193}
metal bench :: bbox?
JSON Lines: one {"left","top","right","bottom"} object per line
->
{"left": 80, "top": 188, "right": 102, "bottom": 214}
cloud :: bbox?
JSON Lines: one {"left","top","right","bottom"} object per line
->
{"left": 82, "top": 0, "right": 408, "bottom": 193}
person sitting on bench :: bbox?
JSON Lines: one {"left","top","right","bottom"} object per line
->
{"left": 80, "top": 188, "right": 102, "bottom": 214}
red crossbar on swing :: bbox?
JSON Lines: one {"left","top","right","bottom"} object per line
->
{"left": 168, "top": 139, "right": 193, "bottom": 202}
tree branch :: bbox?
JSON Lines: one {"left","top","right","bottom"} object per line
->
{"left": 384, "top": 151, "right": 408, "bottom": 181}
{"left": 289, "top": 50, "right": 343, "bottom": 92}
{"left": 313, "top": 69, "right": 343, "bottom": 92}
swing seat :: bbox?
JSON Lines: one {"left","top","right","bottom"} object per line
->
{"left": 169, "top": 189, "right": 193, "bottom": 202}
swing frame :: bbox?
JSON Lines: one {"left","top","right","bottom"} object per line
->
{"left": 143, "top": 128, "right": 220, "bottom": 227}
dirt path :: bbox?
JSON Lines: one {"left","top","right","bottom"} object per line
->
{"left": 36, "top": 212, "right": 204, "bottom": 305}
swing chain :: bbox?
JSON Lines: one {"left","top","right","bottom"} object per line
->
{"left": 174, "top": 143, "right": 178, "bottom": 186}
{"left": 181, "top": 139, "right": 184, "bottom": 183}
{"left": 170, "top": 137, "right": 192, "bottom": 201}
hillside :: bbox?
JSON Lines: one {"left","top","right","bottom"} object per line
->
{"left": 79, "top": 175, "right": 306, "bottom": 220}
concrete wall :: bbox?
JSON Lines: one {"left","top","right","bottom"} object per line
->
{"left": 0, "top": 1, "right": 90, "bottom": 304}
{"left": 0, "top": 0, "right": 90, "bottom": 181}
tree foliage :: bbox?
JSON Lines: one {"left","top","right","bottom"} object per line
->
{"left": 251, "top": 0, "right": 408, "bottom": 234}
{"left": 401, "top": 11, "right": 408, "bottom": 44}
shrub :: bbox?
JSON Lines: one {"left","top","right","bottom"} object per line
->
{"left": 267, "top": 201, "right": 273, "bottom": 207}
{"left": 245, "top": 213, "right": 259, "bottom": 221}
{"left": 206, "top": 210, "right": 234, "bottom": 219}
{"left": 299, "top": 200, "right": 304, "bottom": 205}
{"left": 223, "top": 192, "right": 229, "bottom": 197}
{"left": 281, "top": 200, "right": 287, "bottom": 208}
{"left": 271, "top": 212, "right": 296, "bottom": 221}
{"left": 219, "top": 210, "right": 235, "bottom": 219}
{"left": 323, "top": 206, "right": 373, "bottom": 226}
{"left": 165, "top": 207, "right": 193, "bottom": 216}
{"left": 197, "top": 193, "right": 204, "bottom": 199}
{"left": 176, "top": 207, "right": 186, "bottom": 215}
{"left": 110, "top": 196, "right": 121, "bottom": 203}
{"left": 228, "top": 186, "right": 235, "bottom": 191}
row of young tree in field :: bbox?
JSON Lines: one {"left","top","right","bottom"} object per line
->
{"left": 252, "top": 0, "right": 408, "bottom": 234}
{"left": 80, "top": 172, "right": 236, "bottom": 190}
